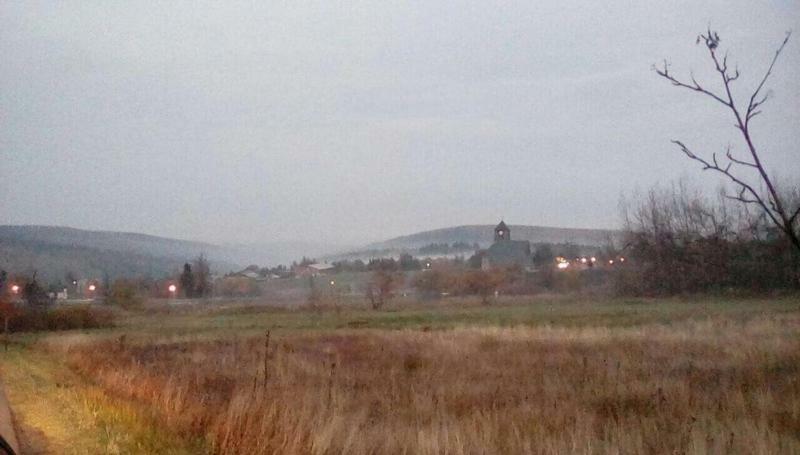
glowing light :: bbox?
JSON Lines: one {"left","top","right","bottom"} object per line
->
{"left": 329, "top": 280, "right": 335, "bottom": 286}
{"left": 590, "top": 257, "right": 596, "bottom": 263}
{"left": 88, "top": 284, "right": 97, "bottom": 292}
{"left": 580, "top": 257, "right": 587, "bottom": 264}
{"left": 10, "top": 285, "right": 19, "bottom": 294}
{"left": 168, "top": 284, "right": 177, "bottom": 293}
{"left": 619, "top": 257, "right": 625, "bottom": 262}
{"left": 557, "top": 262, "right": 569, "bottom": 270}
{"left": 608, "top": 260, "right": 614, "bottom": 265}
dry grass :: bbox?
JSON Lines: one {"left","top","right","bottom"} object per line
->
{"left": 56, "top": 312, "right": 800, "bottom": 454}
{"left": 0, "top": 346, "right": 205, "bottom": 454}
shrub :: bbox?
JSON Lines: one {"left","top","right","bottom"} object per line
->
{"left": 106, "top": 279, "right": 144, "bottom": 309}
{"left": 7, "top": 305, "right": 114, "bottom": 333}
{"left": 620, "top": 182, "right": 800, "bottom": 296}
{"left": 216, "top": 277, "right": 261, "bottom": 297}
{"left": 412, "top": 269, "right": 454, "bottom": 299}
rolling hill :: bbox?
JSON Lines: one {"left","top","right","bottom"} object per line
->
{"left": 332, "top": 224, "right": 620, "bottom": 260}
{"left": 369, "top": 224, "right": 617, "bottom": 249}
{"left": 0, "top": 226, "right": 232, "bottom": 284}
{"left": 0, "top": 226, "right": 347, "bottom": 284}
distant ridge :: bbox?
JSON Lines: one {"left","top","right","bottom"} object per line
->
{"left": 0, "top": 225, "right": 345, "bottom": 283}
{"left": 0, "top": 225, "right": 233, "bottom": 283}
{"left": 362, "top": 224, "right": 618, "bottom": 251}
{"left": 0, "top": 225, "right": 219, "bottom": 258}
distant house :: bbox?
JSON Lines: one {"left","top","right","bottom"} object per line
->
{"left": 48, "top": 289, "right": 69, "bottom": 301}
{"left": 244, "top": 270, "right": 265, "bottom": 280}
{"left": 294, "top": 263, "right": 335, "bottom": 278}
{"left": 231, "top": 267, "right": 267, "bottom": 281}
{"left": 480, "top": 221, "right": 533, "bottom": 269}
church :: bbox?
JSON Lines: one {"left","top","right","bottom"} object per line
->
{"left": 480, "top": 221, "right": 533, "bottom": 270}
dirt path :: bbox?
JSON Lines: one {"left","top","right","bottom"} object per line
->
{"left": 0, "top": 344, "right": 206, "bottom": 454}
{"left": 0, "top": 380, "right": 20, "bottom": 454}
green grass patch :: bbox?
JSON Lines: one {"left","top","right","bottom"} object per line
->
{"left": 99, "top": 295, "right": 800, "bottom": 343}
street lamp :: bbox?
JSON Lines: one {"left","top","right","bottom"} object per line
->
{"left": 10, "top": 285, "right": 19, "bottom": 294}
{"left": 88, "top": 284, "right": 97, "bottom": 292}
{"left": 168, "top": 284, "right": 177, "bottom": 296}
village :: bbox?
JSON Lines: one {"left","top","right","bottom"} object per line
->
{"left": 3, "top": 222, "right": 628, "bottom": 307}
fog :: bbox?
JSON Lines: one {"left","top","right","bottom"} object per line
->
{"left": 2, "top": 0, "right": 799, "bottom": 246}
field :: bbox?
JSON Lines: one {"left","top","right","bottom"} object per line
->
{"left": 2, "top": 296, "right": 799, "bottom": 454}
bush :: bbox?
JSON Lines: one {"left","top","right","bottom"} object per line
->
{"left": 412, "top": 269, "right": 455, "bottom": 299}
{"left": 217, "top": 277, "right": 261, "bottom": 297}
{"left": 620, "top": 182, "right": 800, "bottom": 296}
{"left": 8, "top": 305, "right": 114, "bottom": 333}
{"left": 106, "top": 279, "right": 144, "bottom": 308}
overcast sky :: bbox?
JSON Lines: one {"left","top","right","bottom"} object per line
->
{"left": 2, "top": 0, "right": 799, "bottom": 246}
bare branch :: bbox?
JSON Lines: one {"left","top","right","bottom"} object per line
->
{"left": 790, "top": 205, "right": 800, "bottom": 224}
{"left": 746, "top": 92, "right": 770, "bottom": 124}
{"left": 671, "top": 140, "right": 782, "bottom": 228}
{"left": 725, "top": 147, "right": 757, "bottom": 168}
{"left": 661, "top": 31, "right": 800, "bottom": 254}
{"left": 727, "top": 65, "right": 741, "bottom": 83}
{"left": 654, "top": 61, "right": 730, "bottom": 107}
{"left": 721, "top": 51, "right": 729, "bottom": 74}
{"left": 746, "top": 31, "right": 792, "bottom": 126}
{"left": 726, "top": 186, "right": 760, "bottom": 205}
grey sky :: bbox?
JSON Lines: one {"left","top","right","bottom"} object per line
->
{"left": 2, "top": 0, "right": 799, "bottom": 246}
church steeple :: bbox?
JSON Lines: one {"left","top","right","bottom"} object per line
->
{"left": 494, "top": 220, "right": 510, "bottom": 242}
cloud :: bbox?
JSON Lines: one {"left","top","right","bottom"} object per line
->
{"left": 1, "top": 0, "right": 798, "bottom": 245}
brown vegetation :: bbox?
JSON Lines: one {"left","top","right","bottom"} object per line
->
{"left": 59, "top": 314, "right": 800, "bottom": 454}
{"left": 9, "top": 305, "right": 114, "bottom": 333}
{"left": 106, "top": 279, "right": 144, "bottom": 309}
{"left": 365, "top": 269, "right": 400, "bottom": 309}
{"left": 620, "top": 182, "right": 798, "bottom": 295}
{"left": 412, "top": 266, "right": 523, "bottom": 301}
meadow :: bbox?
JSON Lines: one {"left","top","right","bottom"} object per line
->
{"left": 2, "top": 295, "right": 799, "bottom": 454}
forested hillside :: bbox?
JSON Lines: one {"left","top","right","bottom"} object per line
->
{"left": 0, "top": 226, "right": 228, "bottom": 283}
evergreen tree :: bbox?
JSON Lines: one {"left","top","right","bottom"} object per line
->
{"left": 193, "top": 254, "right": 212, "bottom": 298}
{"left": 180, "top": 263, "right": 195, "bottom": 298}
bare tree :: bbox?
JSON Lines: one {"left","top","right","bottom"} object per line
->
{"left": 654, "top": 29, "right": 800, "bottom": 255}
{"left": 365, "top": 269, "right": 398, "bottom": 310}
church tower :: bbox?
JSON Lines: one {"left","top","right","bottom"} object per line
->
{"left": 494, "top": 221, "right": 510, "bottom": 242}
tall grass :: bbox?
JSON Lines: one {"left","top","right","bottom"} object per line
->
{"left": 55, "top": 312, "right": 800, "bottom": 454}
